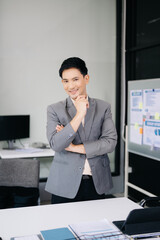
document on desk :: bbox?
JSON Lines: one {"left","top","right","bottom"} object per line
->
{"left": 69, "top": 218, "right": 129, "bottom": 240}
{"left": 131, "top": 232, "right": 160, "bottom": 239}
{"left": 11, "top": 235, "right": 42, "bottom": 240}
{"left": 15, "top": 148, "right": 44, "bottom": 153}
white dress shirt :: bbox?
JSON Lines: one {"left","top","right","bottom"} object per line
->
{"left": 71, "top": 97, "right": 92, "bottom": 176}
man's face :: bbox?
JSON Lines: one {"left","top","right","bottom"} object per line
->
{"left": 61, "top": 68, "right": 89, "bottom": 100}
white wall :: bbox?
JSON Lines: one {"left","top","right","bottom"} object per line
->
{"left": 0, "top": 0, "right": 116, "bottom": 142}
{"left": 0, "top": 0, "right": 123, "bottom": 193}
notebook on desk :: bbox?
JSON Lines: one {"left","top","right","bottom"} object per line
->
{"left": 113, "top": 207, "right": 160, "bottom": 235}
{"left": 40, "top": 227, "right": 76, "bottom": 240}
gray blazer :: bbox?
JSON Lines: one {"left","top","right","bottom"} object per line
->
{"left": 45, "top": 97, "right": 117, "bottom": 198}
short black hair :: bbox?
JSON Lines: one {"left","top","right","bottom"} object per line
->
{"left": 59, "top": 57, "right": 88, "bottom": 78}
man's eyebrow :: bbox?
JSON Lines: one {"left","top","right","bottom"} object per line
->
{"left": 62, "top": 77, "right": 71, "bottom": 81}
{"left": 62, "top": 76, "right": 79, "bottom": 81}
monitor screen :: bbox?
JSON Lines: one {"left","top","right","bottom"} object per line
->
{"left": 0, "top": 115, "right": 30, "bottom": 142}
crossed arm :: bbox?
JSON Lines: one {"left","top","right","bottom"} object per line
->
{"left": 47, "top": 96, "right": 117, "bottom": 158}
{"left": 57, "top": 124, "right": 86, "bottom": 154}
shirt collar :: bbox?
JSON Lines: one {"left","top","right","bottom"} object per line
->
{"left": 70, "top": 96, "right": 88, "bottom": 105}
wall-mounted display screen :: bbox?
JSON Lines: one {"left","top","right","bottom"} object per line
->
{"left": 128, "top": 79, "right": 160, "bottom": 161}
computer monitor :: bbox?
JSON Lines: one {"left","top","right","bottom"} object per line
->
{"left": 0, "top": 115, "right": 30, "bottom": 149}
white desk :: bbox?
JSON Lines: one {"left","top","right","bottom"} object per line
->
{"left": 0, "top": 148, "right": 55, "bottom": 159}
{"left": 0, "top": 197, "right": 141, "bottom": 240}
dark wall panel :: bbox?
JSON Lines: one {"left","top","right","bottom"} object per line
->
{"left": 126, "top": 46, "right": 160, "bottom": 80}
{"left": 126, "top": 0, "right": 160, "bottom": 201}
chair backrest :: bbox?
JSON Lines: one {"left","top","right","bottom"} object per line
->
{"left": 139, "top": 196, "right": 160, "bottom": 208}
{"left": 0, "top": 158, "right": 40, "bottom": 188}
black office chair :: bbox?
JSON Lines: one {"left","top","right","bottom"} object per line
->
{"left": 0, "top": 158, "right": 40, "bottom": 209}
{"left": 139, "top": 196, "right": 160, "bottom": 208}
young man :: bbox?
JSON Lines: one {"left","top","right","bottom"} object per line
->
{"left": 45, "top": 57, "right": 117, "bottom": 204}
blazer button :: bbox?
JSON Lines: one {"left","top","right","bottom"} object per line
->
{"left": 67, "top": 133, "right": 73, "bottom": 140}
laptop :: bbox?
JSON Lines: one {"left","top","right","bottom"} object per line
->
{"left": 112, "top": 207, "right": 160, "bottom": 235}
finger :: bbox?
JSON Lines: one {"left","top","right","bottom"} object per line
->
{"left": 56, "top": 124, "right": 64, "bottom": 128}
{"left": 56, "top": 125, "right": 64, "bottom": 132}
{"left": 76, "top": 95, "right": 86, "bottom": 101}
{"left": 86, "top": 102, "right": 89, "bottom": 108}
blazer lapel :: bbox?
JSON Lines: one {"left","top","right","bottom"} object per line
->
{"left": 66, "top": 97, "right": 86, "bottom": 142}
{"left": 66, "top": 97, "right": 76, "bottom": 119}
{"left": 84, "top": 97, "right": 96, "bottom": 140}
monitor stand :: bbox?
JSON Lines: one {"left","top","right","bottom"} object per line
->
{"left": 3, "top": 140, "right": 17, "bottom": 150}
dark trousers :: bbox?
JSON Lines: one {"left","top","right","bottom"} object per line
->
{"left": 51, "top": 175, "right": 106, "bottom": 204}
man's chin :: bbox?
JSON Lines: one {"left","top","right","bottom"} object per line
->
{"left": 71, "top": 96, "right": 77, "bottom": 100}
{"left": 70, "top": 94, "right": 79, "bottom": 100}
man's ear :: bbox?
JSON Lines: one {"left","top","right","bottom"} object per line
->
{"left": 85, "top": 74, "right": 89, "bottom": 84}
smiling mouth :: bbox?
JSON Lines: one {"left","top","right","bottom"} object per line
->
{"left": 69, "top": 89, "right": 78, "bottom": 94}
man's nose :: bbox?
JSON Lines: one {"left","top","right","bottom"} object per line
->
{"left": 68, "top": 81, "right": 75, "bottom": 89}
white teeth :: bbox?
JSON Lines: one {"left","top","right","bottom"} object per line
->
{"left": 70, "top": 90, "right": 77, "bottom": 93}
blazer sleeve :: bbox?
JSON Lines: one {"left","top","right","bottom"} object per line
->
{"left": 47, "top": 105, "right": 76, "bottom": 152}
{"left": 83, "top": 104, "right": 117, "bottom": 159}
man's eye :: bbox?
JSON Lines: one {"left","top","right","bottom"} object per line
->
{"left": 74, "top": 78, "right": 78, "bottom": 81}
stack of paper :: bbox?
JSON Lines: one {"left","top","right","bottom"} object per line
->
{"left": 131, "top": 232, "right": 160, "bottom": 240}
{"left": 69, "top": 218, "right": 129, "bottom": 240}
